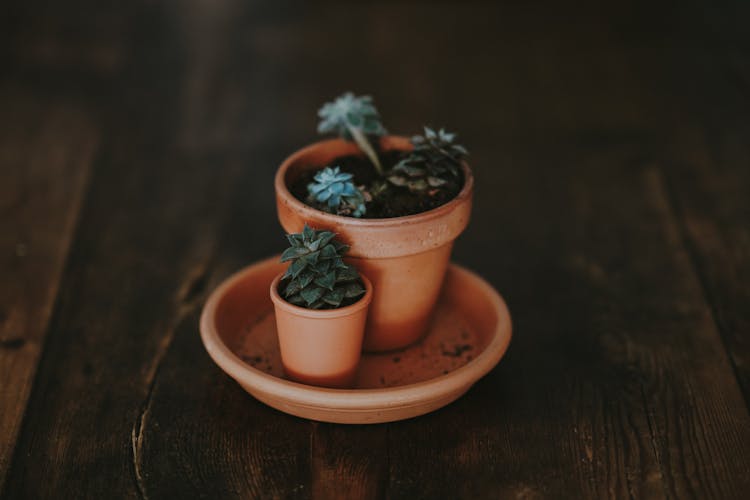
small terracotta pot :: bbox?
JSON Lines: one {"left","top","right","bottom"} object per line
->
{"left": 270, "top": 273, "right": 373, "bottom": 388}
{"left": 275, "top": 136, "right": 473, "bottom": 352}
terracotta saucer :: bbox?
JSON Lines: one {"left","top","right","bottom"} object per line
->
{"left": 200, "top": 256, "right": 512, "bottom": 424}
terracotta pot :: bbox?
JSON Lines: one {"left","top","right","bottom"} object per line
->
{"left": 275, "top": 136, "right": 474, "bottom": 352}
{"left": 270, "top": 272, "right": 373, "bottom": 388}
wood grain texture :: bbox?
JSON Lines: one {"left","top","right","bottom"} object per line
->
{"left": 310, "top": 423, "right": 387, "bottom": 500}
{"left": 2, "top": 0, "right": 750, "bottom": 498}
{"left": 1, "top": 1, "right": 264, "bottom": 498}
{"left": 1, "top": 1, "right": 312, "bottom": 498}
{"left": 662, "top": 126, "right": 750, "bottom": 408}
{"left": 655, "top": 0, "right": 750, "bottom": 407}
{"left": 133, "top": 308, "right": 312, "bottom": 499}
{"left": 0, "top": 87, "right": 97, "bottom": 490}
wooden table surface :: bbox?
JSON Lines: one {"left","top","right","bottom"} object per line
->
{"left": 2, "top": 0, "right": 750, "bottom": 498}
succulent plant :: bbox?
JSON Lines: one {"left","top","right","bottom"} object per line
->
{"left": 307, "top": 166, "right": 367, "bottom": 217}
{"left": 280, "top": 225, "right": 366, "bottom": 309}
{"left": 318, "top": 92, "right": 387, "bottom": 176}
{"left": 388, "top": 127, "right": 468, "bottom": 193}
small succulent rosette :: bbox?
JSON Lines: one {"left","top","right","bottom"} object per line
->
{"left": 388, "top": 127, "right": 468, "bottom": 193}
{"left": 307, "top": 166, "right": 367, "bottom": 218}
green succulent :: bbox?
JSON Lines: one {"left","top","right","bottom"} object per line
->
{"left": 318, "top": 92, "right": 387, "bottom": 176}
{"left": 388, "top": 127, "right": 468, "bottom": 192}
{"left": 279, "top": 225, "right": 366, "bottom": 309}
{"left": 307, "top": 166, "right": 366, "bottom": 217}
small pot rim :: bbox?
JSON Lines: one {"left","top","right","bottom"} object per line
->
{"left": 274, "top": 135, "right": 474, "bottom": 228}
{"left": 270, "top": 270, "right": 373, "bottom": 319}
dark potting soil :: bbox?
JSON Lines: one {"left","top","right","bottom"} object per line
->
{"left": 288, "top": 151, "right": 464, "bottom": 219}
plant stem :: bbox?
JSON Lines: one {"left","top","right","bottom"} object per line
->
{"left": 347, "top": 125, "right": 384, "bottom": 176}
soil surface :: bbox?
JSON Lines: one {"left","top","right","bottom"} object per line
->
{"left": 289, "top": 151, "right": 464, "bottom": 218}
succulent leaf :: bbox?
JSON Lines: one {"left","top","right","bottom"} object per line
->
{"left": 279, "top": 225, "right": 365, "bottom": 309}
{"left": 307, "top": 166, "right": 367, "bottom": 218}
{"left": 317, "top": 259, "right": 331, "bottom": 274}
{"left": 387, "top": 126, "right": 468, "bottom": 193}
{"left": 303, "top": 224, "right": 315, "bottom": 242}
{"left": 336, "top": 266, "right": 359, "bottom": 282}
{"left": 300, "top": 286, "right": 324, "bottom": 304}
{"left": 300, "top": 250, "right": 319, "bottom": 265}
{"left": 317, "top": 231, "right": 337, "bottom": 247}
{"left": 332, "top": 240, "right": 349, "bottom": 252}
{"left": 287, "top": 294, "right": 305, "bottom": 306}
{"left": 298, "top": 271, "right": 315, "bottom": 289}
{"left": 317, "top": 92, "right": 386, "bottom": 175}
{"left": 280, "top": 246, "right": 309, "bottom": 262}
{"left": 284, "top": 279, "right": 301, "bottom": 296}
{"left": 343, "top": 282, "right": 366, "bottom": 299}
{"left": 320, "top": 243, "right": 338, "bottom": 259}
{"left": 322, "top": 289, "right": 345, "bottom": 307}
{"left": 289, "top": 258, "right": 307, "bottom": 278}
{"left": 333, "top": 257, "right": 348, "bottom": 269}
{"left": 317, "top": 92, "right": 386, "bottom": 138}
{"left": 286, "top": 234, "right": 303, "bottom": 247}
{"left": 314, "top": 271, "right": 337, "bottom": 290}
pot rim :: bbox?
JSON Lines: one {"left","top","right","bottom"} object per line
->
{"left": 274, "top": 136, "right": 474, "bottom": 228}
{"left": 270, "top": 270, "right": 373, "bottom": 319}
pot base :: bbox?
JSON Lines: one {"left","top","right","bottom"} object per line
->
{"left": 200, "top": 256, "right": 512, "bottom": 424}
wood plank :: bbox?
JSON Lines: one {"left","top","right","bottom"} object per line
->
{"left": 0, "top": 86, "right": 97, "bottom": 490}
{"left": 655, "top": 0, "right": 750, "bottom": 407}
{"left": 0, "top": 109, "right": 225, "bottom": 495}
{"left": 309, "top": 423, "right": 387, "bottom": 500}
{"left": 132, "top": 308, "right": 311, "bottom": 499}
{"left": 3, "top": 0, "right": 750, "bottom": 498}
{"left": 0, "top": 0, "right": 316, "bottom": 497}
{"left": 662, "top": 126, "right": 750, "bottom": 409}
{"left": 130, "top": 146, "right": 313, "bottom": 499}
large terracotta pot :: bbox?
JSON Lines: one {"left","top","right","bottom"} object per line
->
{"left": 275, "top": 136, "right": 473, "bottom": 352}
{"left": 270, "top": 272, "right": 373, "bottom": 388}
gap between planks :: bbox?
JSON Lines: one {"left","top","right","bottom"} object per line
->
{"left": 130, "top": 260, "right": 213, "bottom": 500}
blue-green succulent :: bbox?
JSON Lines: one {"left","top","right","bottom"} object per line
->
{"left": 307, "top": 166, "right": 366, "bottom": 217}
{"left": 280, "top": 225, "right": 365, "bottom": 309}
{"left": 387, "top": 127, "right": 468, "bottom": 192}
{"left": 318, "top": 92, "right": 387, "bottom": 175}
